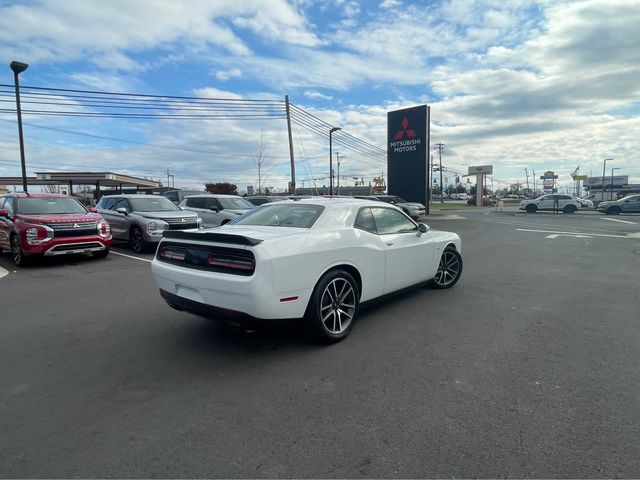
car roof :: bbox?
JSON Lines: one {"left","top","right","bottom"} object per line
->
{"left": 100, "top": 194, "right": 169, "bottom": 198}
{"left": 183, "top": 194, "right": 242, "bottom": 198}
{"left": 1, "top": 193, "right": 73, "bottom": 198}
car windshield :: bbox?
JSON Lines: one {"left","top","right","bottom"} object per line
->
{"left": 229, "top": 204, "right": 324, "bottom": 228}
{"left": 218, "top": 197, "right": 254, "bottom": 210}
{"left": 130, "top": 197, "right": 181, "bottom": 212}
{"left": 16, "top": 197, "right": 87, "bottom": 214}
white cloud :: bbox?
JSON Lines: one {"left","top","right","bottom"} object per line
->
{"left": 304, "top": 91, "right": 334, "bottom": 101}
{"left": 214, "top": 68, "right": 243, "bottom": 82}
{"left": 380, "top": 0, "right": 402, "bottom": 9}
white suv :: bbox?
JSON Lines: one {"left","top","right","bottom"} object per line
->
{"left": 519, "top": 194, "right": 581, "bottom": 214}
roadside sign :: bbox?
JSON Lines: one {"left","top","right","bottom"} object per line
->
{"left": 468, "top": 165, "right": 493, "bottom": 175}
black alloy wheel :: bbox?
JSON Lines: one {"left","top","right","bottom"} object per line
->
{"left": 526, "top": 204, "right": 537, "bottom": 213}
{"left": 430, "top": 248, "right": 463, "bottom": 289}
{"left": 306, "top": 269, "right": 359, "bottom": 343}
{"left": 130, "top": 227, "right": 146, "bottom": 253}
{"left": 10, "top": 234, "right": 28, "bottom": 267}
{"left": 564, "top": 205, "right": 577, "bottom": 214}
{"left": 606, "top": 206, "right": 621, "bottom": 215}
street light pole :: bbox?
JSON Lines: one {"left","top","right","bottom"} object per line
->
{"left": 610, "top": 167, "right": 620, "bottom": 200}
{"left": 329, "top": 127, "right": 341, "bottom": 196}
{"left": 602, "top": 158, "right": 612, "bottom": 202}
{"left": 10, "top": 61, "right": 29, "bottom": 194}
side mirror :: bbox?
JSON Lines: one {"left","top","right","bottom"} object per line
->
{"left": 89, "top": 207, "right": 97, "bottom": 213}
{"left": 209, "top": 206, "right": 220, "bottom": 212}
{"left": 418, "top": 223, "right": 430, "bottom": 234}
{"left": 0, "top": 209, "right": 8, "bottom": 217}
{"left": 116, "top": 207, "right": 128, "bottom": 215}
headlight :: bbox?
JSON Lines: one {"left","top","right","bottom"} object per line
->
{"left": 147, "top": 221, "right": 164, "bottom": 234}
{"left": 23, "top": 224, "right": 54, "bottom": 245}
{"left": 97, "top": 219, "right": 111, "bottom": 239}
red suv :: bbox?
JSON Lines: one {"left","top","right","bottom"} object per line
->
{"left": 0, "top": 194, "right": 112, "bottom": 266}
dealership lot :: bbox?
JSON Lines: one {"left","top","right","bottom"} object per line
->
{"left": 1, "top": 209, "right": 639, "bottom": 477}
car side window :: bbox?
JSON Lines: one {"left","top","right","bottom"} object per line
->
{"left": 4, "top": 197, "right": 15, "bottom": 216}
{"left": 204, "top": 198, "right": 219, "bottom": 210}
{"left": 0, "top": 198, "right": 5, "bottom": 209}
{"left": 371, "top": 208, "right": 417, "bottom": 235}
{"left": 355, "top": 208, "right": 376, "bottom": 233}
{"left": 115, "top": 198, "right": 130, "bottom": 213}
{"left": 100, "top": 198, "right": 116, "bottom": 211}
{"left": 165, "top": 191, "right": 178, "bottom": 203}
{"left": 558, "top": 195, "right": 571, "bottom": 200}
{"left": 186, "top": 197, "right": 205, "bottom": 208}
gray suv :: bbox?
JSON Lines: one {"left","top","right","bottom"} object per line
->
{"left": 96, "top": 194, "right": 201, "bottom": 252}
{"left": 179, "top": 194, "right": 254, "bottom": 228}
{"left": 597, "top": 194, "right": 640, "bottom": 215}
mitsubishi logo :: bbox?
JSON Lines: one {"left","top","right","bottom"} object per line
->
{"left": 180, "top": 218, "right": 186, "bottom": 223}
{"left": 394, "top": 117, "right": 416, "bottom": 140}
{"left": 73, "top": 223, "right": 80, "bottom": 228}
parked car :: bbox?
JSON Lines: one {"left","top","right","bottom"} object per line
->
{"left": 596, "top": 194, "right": 640, "bottom": 215}
{"left": 519, "top": 194, "right": 581, "bottom": 213}
{"left": 245, "top": 196, "right": 289, "bottom": 206}
{"left": 96, "top": 194, "right": 201, "bottom": 253}
{"left": 151, "top": 198, "right": 462, "bottom": 342}
{"left": 163, "top": 189, "right": 207, "bottom": 205}
{"left": 355, "top": 195, "right": 426, "bottom": 219}
{"left": 575, "top": 197, "right": 594, "bottom": 208}
{"left": 0, "top": 193, "right": 112, "bottom": 266}
{"left": 179, "top": 194, "right": 254, "bottom": 228}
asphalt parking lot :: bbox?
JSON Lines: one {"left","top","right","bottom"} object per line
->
{"left": 1, "top": 208, "right": 639, "bottom": 477}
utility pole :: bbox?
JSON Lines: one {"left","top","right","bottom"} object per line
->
{"left": 434, "top": 143, "right": 444, "bottom": 203}
{"left": 285, "top": 95, "right": 296, "bottom": 193}
{"left": 532, "top": 169, "right": 536, "bottom": 194}
{"left": 525, "top": 168, "right": 530, "bottom": 191}
{"left": 166, "top": 168, "right": 170, "bottom": 189}
{"left": 336, "top": 152, "right": 344, "bottom": 195}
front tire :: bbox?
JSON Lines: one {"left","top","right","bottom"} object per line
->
{"left": 429, "top": 248, "right": 463, "bottom": 289}
{"left": 563, "top": 205, "right": 577, "bottom": 214}
{"left": 305, "top": 270, "right": 359, "bottom": 343}
{"left": 526, "top": 204, "right": 537, "bottom": 213}
{"left": 606, "top": 206, "right": 621, "bottom": 215}
{"left": 130, "top": 227, "right": 146, "bottom": 253}
{"left": 10, "top": 234, "right": 29, "bottom": 267}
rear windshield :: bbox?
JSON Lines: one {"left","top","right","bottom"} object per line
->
{"left": 16, "top": 197, "right": 87, "bottom": 215}
{"left": 218, "top": 197, "right": 254, "bottom": 210}
{"left": 229, "top": 204, "right": 324, "bottom": 228}
{"left": 130, "top": 197, "right": 181, "bottom": 212}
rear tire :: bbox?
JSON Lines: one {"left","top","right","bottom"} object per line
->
{"left": 429, "top": 248, "right": 463, "bottom": 289}
{"left": 563, "top": 205, "right": 577, "bottom": 214}
{"left": 305, "top": 269, "right": 359, "bottom": 343}
{"left": 526, "top": 204, "right": 537, "bottom": 213}
{"left": 130, "top": 227, "right": 146, "bottom": 253}
{"left": 92, "top": 248, "right": 110, "bottom": 259}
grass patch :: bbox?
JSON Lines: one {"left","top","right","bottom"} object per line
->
{"left": 428, "top": 202, "right": 476, "bottom": 210}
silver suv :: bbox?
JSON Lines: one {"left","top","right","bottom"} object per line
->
{"left": 96, "top": 194, "right": 201, "bottom": 252}
{"left": 179, "top": 194, "right": 254, "bottom": 228}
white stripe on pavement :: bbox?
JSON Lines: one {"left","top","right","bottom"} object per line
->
{"left": 110, "top": 250, "right": 152, "bottom": 263}
{"left": 601, "top": 217, "right": 638, "bottom": 225}
{"left": 0, "top": 266, "right": 8, "bottom": 279}
{"left": 516, "top": 228, "right": 628, "bottom": 239}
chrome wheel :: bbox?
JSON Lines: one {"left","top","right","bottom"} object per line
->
{"left": 319, "top": 277, "right": 357, "bottom": 335}
{"left": 433, "top": 250, "right": 461, "bottom": 287}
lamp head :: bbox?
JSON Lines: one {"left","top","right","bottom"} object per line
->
{"left": 330, "top": 127, "right": 341, "bottom": 134}
{"left": 10, "top": 61, "right": 29, "bottom": 75}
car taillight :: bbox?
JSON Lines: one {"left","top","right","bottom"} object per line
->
{"left": 24, "top": 224, "right": 54, "bottom": 245}
{"left": 97, "top": 220, "right": 111, "bottom": 238}
{"left": 207, "top": 253, "right": 255, "bottom": 272}
{"left": 159, "top": 246, "right": 187, "bottom": 262}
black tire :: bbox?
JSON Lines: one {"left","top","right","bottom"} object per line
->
{"left": 563, "top": 205, "right": 577, "bottom": 214}
{"left": 526, "top": 204, "right": 537, "bottom": 213}
{"left": 130, "top": 227, "right": 147, "bottom": 253}
{"left": 221, "top": 219, "right": 230, "bottom": 225}
{"left": 429, "top": 247, "right": 463, "bottom": 289}
{"left": 10, "top": 234, "right": 29, "bottom": 267}
{"left": 92, "top": 247, "right": 110, "bottom": 259}
{"left": 305, "top": 269, "right": 359, "bottom": 343}
{"left": 606, "top": 206, "right": 621, "bottom": 215}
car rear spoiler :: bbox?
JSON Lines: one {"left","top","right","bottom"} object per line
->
{"left": 162, "top": 230, "right": 263, "bottom": 246}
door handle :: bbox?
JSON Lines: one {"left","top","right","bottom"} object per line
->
{"left": 385, "top": 241, "right": 394, "bottom": 246}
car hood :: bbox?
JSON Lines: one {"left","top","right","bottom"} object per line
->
{"left": 224, "top": 209, "right": 251, "bottom": 215}
{"left": 17, "top": 213, "right": 103, "bottom": 224}
{"left": 398, "top": 202, "right": 425, "bottom": 208}
{"left": 138, "top": 211, "right": 198, "bottom": 220}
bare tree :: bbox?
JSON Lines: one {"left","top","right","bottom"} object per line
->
{"left": 42, "top": 184, "right": 59, "bottom": 193}
{"left": 255, "top": 130, "right": 274, "bottom": 195}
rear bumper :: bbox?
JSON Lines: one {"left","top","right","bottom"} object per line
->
{"left": 160, "top": 289, "right": 260, "bottom": 326}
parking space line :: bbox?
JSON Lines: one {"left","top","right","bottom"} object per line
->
{"left": 0, "top": 266, "right": 8, "bottom": 279}
{"left": 601, "top": 218, "right": 638, "bottom": 225}
{"left": 110, "top": 250, "right": 152, "bottom": 263}
{"left": 516, "top": 228, "right": 628, "bottom": 239}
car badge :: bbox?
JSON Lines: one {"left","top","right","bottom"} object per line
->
{"left": 181, "top": 218, "right": 185, "bottom": 223}
{"left": 73, "top": 223, "right": 80, "bottom": 228}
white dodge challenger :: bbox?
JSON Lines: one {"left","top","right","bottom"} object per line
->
{"left": 151, "top": 198, "right": 462, "bottom": 342}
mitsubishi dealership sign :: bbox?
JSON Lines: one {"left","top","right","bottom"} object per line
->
{"left": 387, "top": 105, "right": 430, "bottom": 206}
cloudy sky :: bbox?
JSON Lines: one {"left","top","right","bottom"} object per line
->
{"left": 0, "top": 0, "right": 638, "bottom": 193}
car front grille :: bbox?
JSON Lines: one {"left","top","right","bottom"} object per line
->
{"left": 166, "top": 222, "right": 198, "bottom": 230}
{"left": 48, "top": 221, "right": 98, "bottom": 238}
{"left": 162, "top": 217, "right": 196, "bottom": 224}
